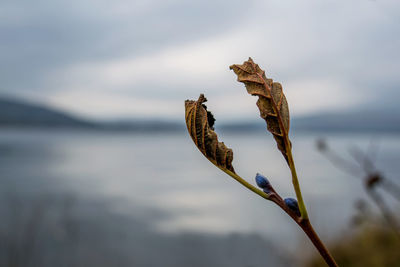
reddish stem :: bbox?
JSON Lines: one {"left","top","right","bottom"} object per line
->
{"left": 268, "top": 193, "right": 338, "bottom": 267}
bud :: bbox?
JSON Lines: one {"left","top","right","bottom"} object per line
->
{"left": 255, "top": 173, "right": 270, "bottom": 188}
{"left": 255, "top": 173, "right": 274, "bottom": 194}
{"left": 284, "top": 198, "right": 301, "bottom": 217}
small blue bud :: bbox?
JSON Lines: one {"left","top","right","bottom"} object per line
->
{"left": 255, "top": 173, "right": 270, "bottom": 189}
{"left": 284, "top": 198, "right": 301, "bottom": 217}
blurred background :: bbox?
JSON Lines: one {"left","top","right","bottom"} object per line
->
{"left": 1, "top": 0, "right": 400, "bottom": 266}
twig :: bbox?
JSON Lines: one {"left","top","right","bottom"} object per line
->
{"left": 367, "top": 187, "right": 400, "bottom": 238}
{"left": 317, "top": 139, "right": 400, "bottom": 237}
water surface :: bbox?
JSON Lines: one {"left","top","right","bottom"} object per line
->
{"left": 1, "top": 129, "right": 399, "bottom": 265}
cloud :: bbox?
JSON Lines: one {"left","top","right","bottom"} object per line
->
{"left": 1, "top": 0, "right": 399, "bottom": 119}
{"left": 285, "top": 78, "right": 367, "bottom": 116}
{"left": 45, "top": 90, "right": 184, "bottom": 119}
{"left": 42, "top": 30, "right": 258, "bottom": 119}
{"left": 0, "top": 0, "right": 254, "bottom": 91}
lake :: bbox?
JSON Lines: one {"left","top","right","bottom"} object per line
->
{"left": 0, "top": 128, "right": 399, "bottom": 266}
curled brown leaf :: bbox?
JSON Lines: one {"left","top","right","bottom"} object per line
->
{"left": 230, "top": 58, "right": 291, "bottom": 163}
{"left": 185, "top": 94, "right": 235, "bottom": 173}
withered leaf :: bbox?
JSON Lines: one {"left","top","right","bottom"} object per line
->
{"left": 230, "top": 58, "right": 291, "bottom": 163}
{"left": 185, "top": 94, "right": 235, "bottom": 173}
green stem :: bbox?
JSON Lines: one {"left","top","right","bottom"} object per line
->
{"left": 286, "top": 143, "right": 309, "bottom": 219}
{"left": 217, "top": 165, "right": 338, "bottom": 267}
{"left": 218, "top": 167, "right": 270, "bottom": 201}
{"left": 252, "top": 69, "right": 308, "bottom": 220}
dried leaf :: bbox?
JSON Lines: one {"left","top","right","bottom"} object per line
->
{"left": 230, "top": 58, "right": 291, "bottom": 163}
{"left": 185, "top": 94, "right": 235, "bottom": 173}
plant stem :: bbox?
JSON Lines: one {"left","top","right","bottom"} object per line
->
{"left": 213, "top": 150, "right": 337, "bottom": 266}
{"left": 253, "top": 68, "right": 308, "bottom": 219}
{"left": 219, "top": 168, "right": 339, "bottom": 267}
{"left": 286, "top": 143, "right": 309, "bottom": 220}
{"left": 219, "top": 167, "right": 270, "bottom": 200}
{"left": 299, "top": 219, "right": 339, "bottom": 267}
{"left": 368, "top": 187, "right": 400, "bottom": 238}
{"left": 267, "top": 194, "right": 338, "bottom": 267}
{"left": 284, "top": 147, "right": 339, "bottom": 266}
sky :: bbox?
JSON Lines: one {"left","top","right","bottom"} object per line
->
{"left": 1, "top": 0, "right": 399, "bottom": 121}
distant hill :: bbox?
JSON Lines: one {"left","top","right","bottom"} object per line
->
{"left": 218, "top": 111, "right": 400, "bottom": 133}
{"left": 0, "top": 97, "right": 183, "bottom": 131}
{"left": 102, "top": 119, "right": 184, "bottom": 132}
{"left": 292, "top": 110, "right": 400, "bottom": 132}
{"left": 0, "top": 96, "right": 398, "bottom": 132}
{"left": 0, "top": 97, "right": 95, "bottom": 128}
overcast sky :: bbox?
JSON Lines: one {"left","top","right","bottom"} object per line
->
{"left": 1, "top": 0, "right": 399, "bottom": 120}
